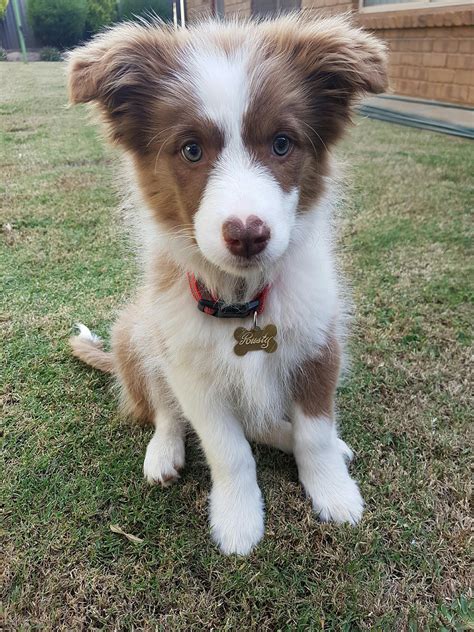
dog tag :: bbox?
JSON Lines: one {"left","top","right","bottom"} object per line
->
{"left": 233, "top": 324, "right": 278, "bottom": 356}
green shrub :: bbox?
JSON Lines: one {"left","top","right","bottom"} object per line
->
{"left": 28, "top": 0, "right": 87, "bottom": 49}
{"left": 39, "top": 46, "right": 62, "bottom": 61}
{"left": 0, "top": 0, "right": 9, "bottom": 20}
{"left": 85, "top": 0, "right": 117, "bottom": 35}
{"left": 119, "top": 0, "right": 171, "bottom": 22}
{"left": 0, "top": 47, "right": 7, "bottom": 61}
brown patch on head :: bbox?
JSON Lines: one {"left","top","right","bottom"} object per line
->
{"left": 244, "top": 15, "right": 387, "bottom": 210}
{"left": 242, "top": 54, "right": 331, "bottom": 209}
{"left": 67, "top": 22, "right": 226, "bottom": 231}
{"left": 133, "top": 112, "right": 224, "bottom": 230}
{"left": 259, "top": 16, "right": 387, "bottom": 142}
{"left": 293, "top": 337, "right": 341, "bottom": 418}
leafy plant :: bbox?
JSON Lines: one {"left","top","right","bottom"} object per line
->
{"left": 85, "top": 0, "right": 117, "bottom": 35}
{"left": 0, "top": 0, "right": 8, "bottom": 21}
{"left": 0, "top": 47, "right": 7, "bottom": 61}
{"left": 28, "top": 0, "right": 87, "bottom": 49}
{"left": 39, "top": 46, "right": 62, "bottom": 61}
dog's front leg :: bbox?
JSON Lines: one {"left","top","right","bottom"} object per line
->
{"left": 292, "top": 339, "right": 364, "bottom": 524}
{"left": 167, "top": 368, "right": 264, "bottom": 555}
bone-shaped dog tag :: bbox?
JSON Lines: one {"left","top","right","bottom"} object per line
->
{"left": 233, "top": 324, "right": 278, "bottom": 356}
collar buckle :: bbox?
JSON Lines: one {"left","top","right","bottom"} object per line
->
{"left": 198, "top": 298, "right": 260, "bottom": 318}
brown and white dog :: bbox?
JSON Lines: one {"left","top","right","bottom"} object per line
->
{"left": 68, "top": 15, "right": 387, "bottom": 555}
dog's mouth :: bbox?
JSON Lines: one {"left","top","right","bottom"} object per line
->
{"left": 200, "top": 250, "right": 268, "bottom": 278}
{"left": 227, "top": 254, "right": 265, "bottom": 269}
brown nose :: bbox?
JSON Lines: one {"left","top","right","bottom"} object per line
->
{"left": 222, "top": 215, "right": 271, "bottom": 258}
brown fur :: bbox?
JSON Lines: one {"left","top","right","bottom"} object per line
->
{"left": 69, "top": 336, "right": 115, "bottom": 374}
{"left": 293, "top": 337, "right": 341, "bottom": 418}
{"left": 110, "top": 305, "right": 155, "bottom": 424}
{"left": 133, "top": 116, "right": 224, "bottom": 230}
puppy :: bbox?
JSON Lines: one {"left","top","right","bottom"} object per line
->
{"left": 67, "top": 15, "right": 387, "bottom": 555}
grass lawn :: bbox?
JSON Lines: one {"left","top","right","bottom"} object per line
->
{"left": 2, "top": 62, "right": 473, "bottom": 630}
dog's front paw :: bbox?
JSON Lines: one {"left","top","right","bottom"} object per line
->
{"left": 299, "top": 449, "right": 364, "bottom": 525}
{"left": 209, "top": 484, "right": 264, "bottom": 555}
{"left": 143, "top": 433, "right": 185, "bottom": 487}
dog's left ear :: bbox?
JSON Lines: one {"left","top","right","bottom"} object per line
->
{"left": 263, "top": 15, "right": 388, "bottom": 100}
{"left": 302, "top": 20, "right": 387, "bottom": 97}
{"left": 261, "top": 16, "right": 388, "bottom": 147}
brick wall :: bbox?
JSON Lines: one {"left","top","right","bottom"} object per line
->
{"left": 302, "top": 0, "right": 356, "bottom": 16}
{"left": 185, "top": 0, "right": 474, "bottom": 106}
{"left": 186, "top": 0, "right": 212, "bottom": 20}
{"left": 359, "top": 6, "right": 474, "bottom": 105}
{"left": 224, "top": 0, "right": 251, "bottom": 17}
{"left": 186, "top": 0, "right": 251, "bottom": 18}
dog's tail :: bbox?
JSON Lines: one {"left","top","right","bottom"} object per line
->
{"left": 69, "top": 323, "right": 115, "bottom": 374}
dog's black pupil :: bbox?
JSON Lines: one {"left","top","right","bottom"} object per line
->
{"left": 183, "top": 143, "right": 202, "bottom": 162}
{"left": 273, "top": 136, "right": 290, "bottom": 156}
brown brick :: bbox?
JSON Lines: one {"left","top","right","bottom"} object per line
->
{"left": 423, "top": 83, "right": 437, "bottom": 100}
{"left": 424, "top": 52, "right": 447, "bottom": 67}
{"left": 431, "top": 27, "right": 458, "bottom": 38}
{"left": 388, "top": 64, "right": 402, "bottom": 78}
{"left": 389, "top": 52, "right": 402, "bottom": 65}
{"left": 446, "top": 54, "right": 474, "bottom": 70}
{"left": 468, "top": 86, "right": 474, "bottom": 105}
{"left": 428, "top": 67, "right": 456, "bottom": 83}
{"left": 404, "top": 66, "right": 431, "bottom": 81}
{"left": 402, "top": 38, "right": 433, "bottom": 52}
{"left": 433, "top": 39, "right": 459, "bottom": 54}
{"left": 455, "top": 69, "right": 474, "bottom": 85}
{"left": 445, "top": 84, "right": 470, "bottom": 102}
{"left": 432, "top": 83, "right": 450, "bottom": 101}
{"left": 455, "top": 27, "right": 474, "bottom": 37}
{"left": 401, "top": 53, "right": 422, "bottom": 66}
{"left": 459, "top": 39, "right": 474, "bottom": 54}
{"left": 453, "top": 10, "right": 473, "bottom": 26}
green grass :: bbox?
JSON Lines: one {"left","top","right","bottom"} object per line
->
{"left": 2, "top": 62, "right": 473, "bottom": 630}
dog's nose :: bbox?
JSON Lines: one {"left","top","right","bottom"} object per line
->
{"left": 222, "top": 215, "right": 270, "bottom": 258}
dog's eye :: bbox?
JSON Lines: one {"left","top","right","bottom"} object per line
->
{"left": 181, "top": 142, "right": 203, "bottom": 163}
{"left": 272, "top": 135, "right": 292, "bottom": 157}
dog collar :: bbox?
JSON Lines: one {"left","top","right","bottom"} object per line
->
{"left": 187, "top": 273, "right": 270, "bottom": 319}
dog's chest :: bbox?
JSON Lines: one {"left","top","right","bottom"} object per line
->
{"left": 161, "top": 301, "right": 310, "bottom": 427}
{"left": 152, "top": 261, "right": 338, "bottom": 427}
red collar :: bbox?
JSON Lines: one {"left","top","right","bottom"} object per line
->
{"left": 187, "top": 273, "right": 270, "bottom": 319}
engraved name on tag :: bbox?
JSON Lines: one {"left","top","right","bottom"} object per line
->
{"left": 233, "top": 324, "right": 278, "bottom": 356}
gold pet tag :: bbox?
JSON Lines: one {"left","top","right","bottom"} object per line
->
{"left": 233, "top": 324, "right": 278, "bottom": 356}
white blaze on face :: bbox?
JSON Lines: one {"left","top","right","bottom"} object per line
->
{"left": 185, "top": 44, "right": 298, "bottom": 275}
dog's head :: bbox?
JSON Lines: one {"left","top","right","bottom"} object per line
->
{"left": 68, "top": 16, "right": 387, "bottom": 277}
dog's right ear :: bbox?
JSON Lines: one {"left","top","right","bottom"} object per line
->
{"left": 67, "top": 37, "right": 113, "bottom": 105}
{"left": 67, "top": 23, "right": 168, "bottom": 108}
{"left": 66, "top": 23, "right": 178, "bottom": 148}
